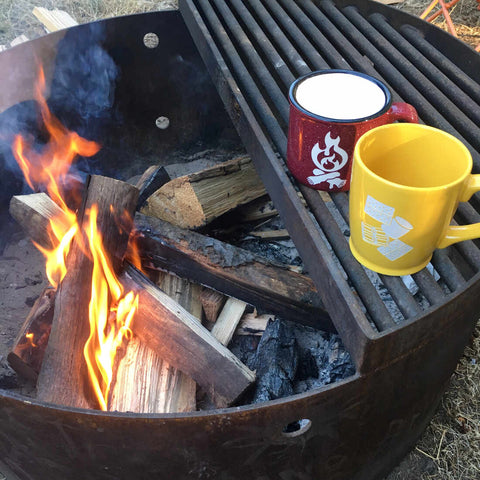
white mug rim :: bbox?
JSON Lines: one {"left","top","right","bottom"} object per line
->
{"left": 289, "top": 69, "right": 392, "bottom": 123}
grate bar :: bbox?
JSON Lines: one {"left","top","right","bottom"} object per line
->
{"left": 431, "top": 250, "right": 466, "bottom": 291}
{"left": 411, "top": 270, "right": 447, "bottom": 305}
{"left": 257, "top": 0, "right": 331, "bottom": 70}
{"left": 343, "top": 7, "right": 480, "bottom": 153}
{"left": 245, "top": 0, "right": 311, "bottom": 76}
{"left": 228, "top": 0, "right": 297, "bottom": 87}
{"left": 210, "top": 0, "right": 290, "bottom": 123}
{"left": 400, "top": 25, "right": 480, "bottom": 105}
{"left": 318, "top": 1, "right": 472, "bottom": 147}
{"left": 378, "top": 275, "right": 423, "bottom": 318}
{"left": 370, "top": 14, "right": 480, "bottom": 128}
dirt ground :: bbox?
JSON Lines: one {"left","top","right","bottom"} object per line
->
{"left": 0, "top": 1, "right": 479, "bottom": 480}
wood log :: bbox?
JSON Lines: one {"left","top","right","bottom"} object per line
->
{"left": 32, "top": 7, "right": 78, "bottom": 32}
{"left": 135, "top": 165, "right": 170, "bottom": 210}
{"left": 109, "top": 272, "right": 200, "bottom": 413}
{"left": 236, "top": 313, "right": 274, "bottom": 336}
{"left": 236, "top": 196, "right": 278, "bottom": 223}
{"left": 9, "top": 193, "right": 71, "bottom": 249}
{"left": 210, "top": 298, "right": 248, "bottom": 346}
{"left": 140, "top": 155, "right": 266, "bottom": 229}
{"left": 7, "top": 287, "right": 55, "bottom": 381}
{"left": 36, "top": 175, "right": 139, "bottom": 409}
{"left": 9, "top": 194, "right": 333, "bottom": 332}
{"left": 248, "top": 229, "right": 290, "bottom": 240}
{"left": 109, "top": 169, "right": 200, "bottom": 414}
{"left": 134, "top": 214, "right": 334, "bottom": 332}
{"left": 121, "top": 265, "right": 255, "bottom": 407}
{"left": 200, "top": 288, "right": 226, "bottom": 324}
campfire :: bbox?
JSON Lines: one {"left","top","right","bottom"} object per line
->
{"left": 5, "top": 64, "right": 353, "bottom": 414}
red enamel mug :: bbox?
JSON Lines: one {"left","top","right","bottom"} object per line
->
{"left": 286, "top": 70, "right": 419, "bottom": 192}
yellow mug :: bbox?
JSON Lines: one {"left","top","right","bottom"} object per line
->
{"left": 349, "top": 123, "right": 479, "bottom": 276}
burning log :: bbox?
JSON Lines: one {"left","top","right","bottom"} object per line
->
{"left": 36, "top": 175, "right": 139, "bottom": 409}
{"left": 109, "top": 272, "right": 200, "bottom": 413}
{"left": 140, "top": 155, "right": 266, "bottom": 229}
{"left": 108, "top": 168, "right": 199, "bottom": 413}
{"left": 122, "top": 265, "right": 255, "bottom": 407}
{"left": 10, "top": 193, "right": 71, "bottom": 249}
{"left": 7, "top": 287, "right": 55, "bottom": 381}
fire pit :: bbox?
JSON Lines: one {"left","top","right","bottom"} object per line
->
{"left": 0, "top": 2, "right": 479, "bottom": 480}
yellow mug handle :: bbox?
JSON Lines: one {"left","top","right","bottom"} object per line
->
{"left": 438, "top": 174, "right": 480, "bottom": 248}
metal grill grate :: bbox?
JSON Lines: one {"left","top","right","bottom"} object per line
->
{"left": 180, "top": 0, "right": 480, "bottom": 370}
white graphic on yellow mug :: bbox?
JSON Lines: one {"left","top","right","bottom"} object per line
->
{"left": 362, "top": 195, "right": 413, "bottom": 261}
{"left": 361, "top": 222, "right": 388, "bottom": 246}
{"left": 308, "top": 132, "right": 348, "bottom": 189}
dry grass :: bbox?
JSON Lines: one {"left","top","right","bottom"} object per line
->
{"left": 0, "top": 0, "right": 178, "bottom": 44}
{"left": 0, "top": 1, "right": 478, "bottom": 479}
{"left": 416, "top": 323, "right": 479, "bottom": 480}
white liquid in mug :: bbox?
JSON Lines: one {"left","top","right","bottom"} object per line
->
{"left": 294, "top": 72, "right": 387, "bottom": 120}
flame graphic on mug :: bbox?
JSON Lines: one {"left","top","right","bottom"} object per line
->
{"left": 308, "top": 132, "right": 348, "bottom": 188}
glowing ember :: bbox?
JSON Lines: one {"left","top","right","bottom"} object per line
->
{"left": 12, "top": 65, "right": 138, "bottom": 410}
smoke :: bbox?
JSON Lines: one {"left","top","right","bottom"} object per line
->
{"left": 0, "top": 22, "right": 119, "bottom": 249}
{"left": 48, "top": 23, "right": 118, "bottom": 130}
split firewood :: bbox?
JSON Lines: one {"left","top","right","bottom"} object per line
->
{"left": 109, "top": 172, "right": 200, "bottom": 413}
{"left": 236, "top": 313, "right": 274, "bottom": 336}
{"left": 10, "top": 191, "right": 255, "bottom": 408}
{"left": 7, "top": 287, "right": 56, "bottom": 381}
{"left": 121, "top": 265, "right": 255, "bottom": 407}
{"left": 210, "top": 298, "right": 248, "bottom": 346}
{"left": 36, "top": 175, "right": 139, "bottom": 409}
{"left": 248, "top": 229, "right": 290, "bottom": 240}
{"left": 135, "top": 165, "right": 170, "bottom": 210}
{"left": 236, "top": 196, "right": 278, "bottom": 223}
{"left": 10, "top": 193, "right": 71, "bottom": 249}
{"left": 109, "top": 272, "right": 200, "bottom": 413}
{"left": 9, "top": 194, "right": 333, "bottom": 332}
{"left": 134, "top": 214, "right": 334, "bottom": 332}
{"left": 10, "top": 35, "right": 29, "bottom": 47}
{"left": 32, "top": 7, "right": 78, "bottom": 33}
{"left": 140, "top": 155, "right": 266, "bottom": 229}
{"left": 200, "top": 288, "right": 227, "bottom": 324}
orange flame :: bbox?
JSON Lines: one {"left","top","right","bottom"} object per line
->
{"left": 26, "top": 333, "right": 37, "bottom": 348}
{"left": 12, "top": 65, "right": 138, "bottom": 411}
{"left": 83, "top": 205, "right": 138, "bottom": 410}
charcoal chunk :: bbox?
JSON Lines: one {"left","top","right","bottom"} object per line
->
{"left": 251, "top": 318, "right": 299, "bottom": 403}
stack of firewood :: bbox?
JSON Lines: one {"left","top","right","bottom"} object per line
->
{"left": 8, "top": 154, "right": 329, "bottom": 413}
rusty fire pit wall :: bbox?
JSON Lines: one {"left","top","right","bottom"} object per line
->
{"left": 0, "top": 9, "right": 477, "bottom": 480}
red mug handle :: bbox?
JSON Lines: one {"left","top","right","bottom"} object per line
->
{"left": 386, "top": 102, "right": 419, "bottom": 123}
